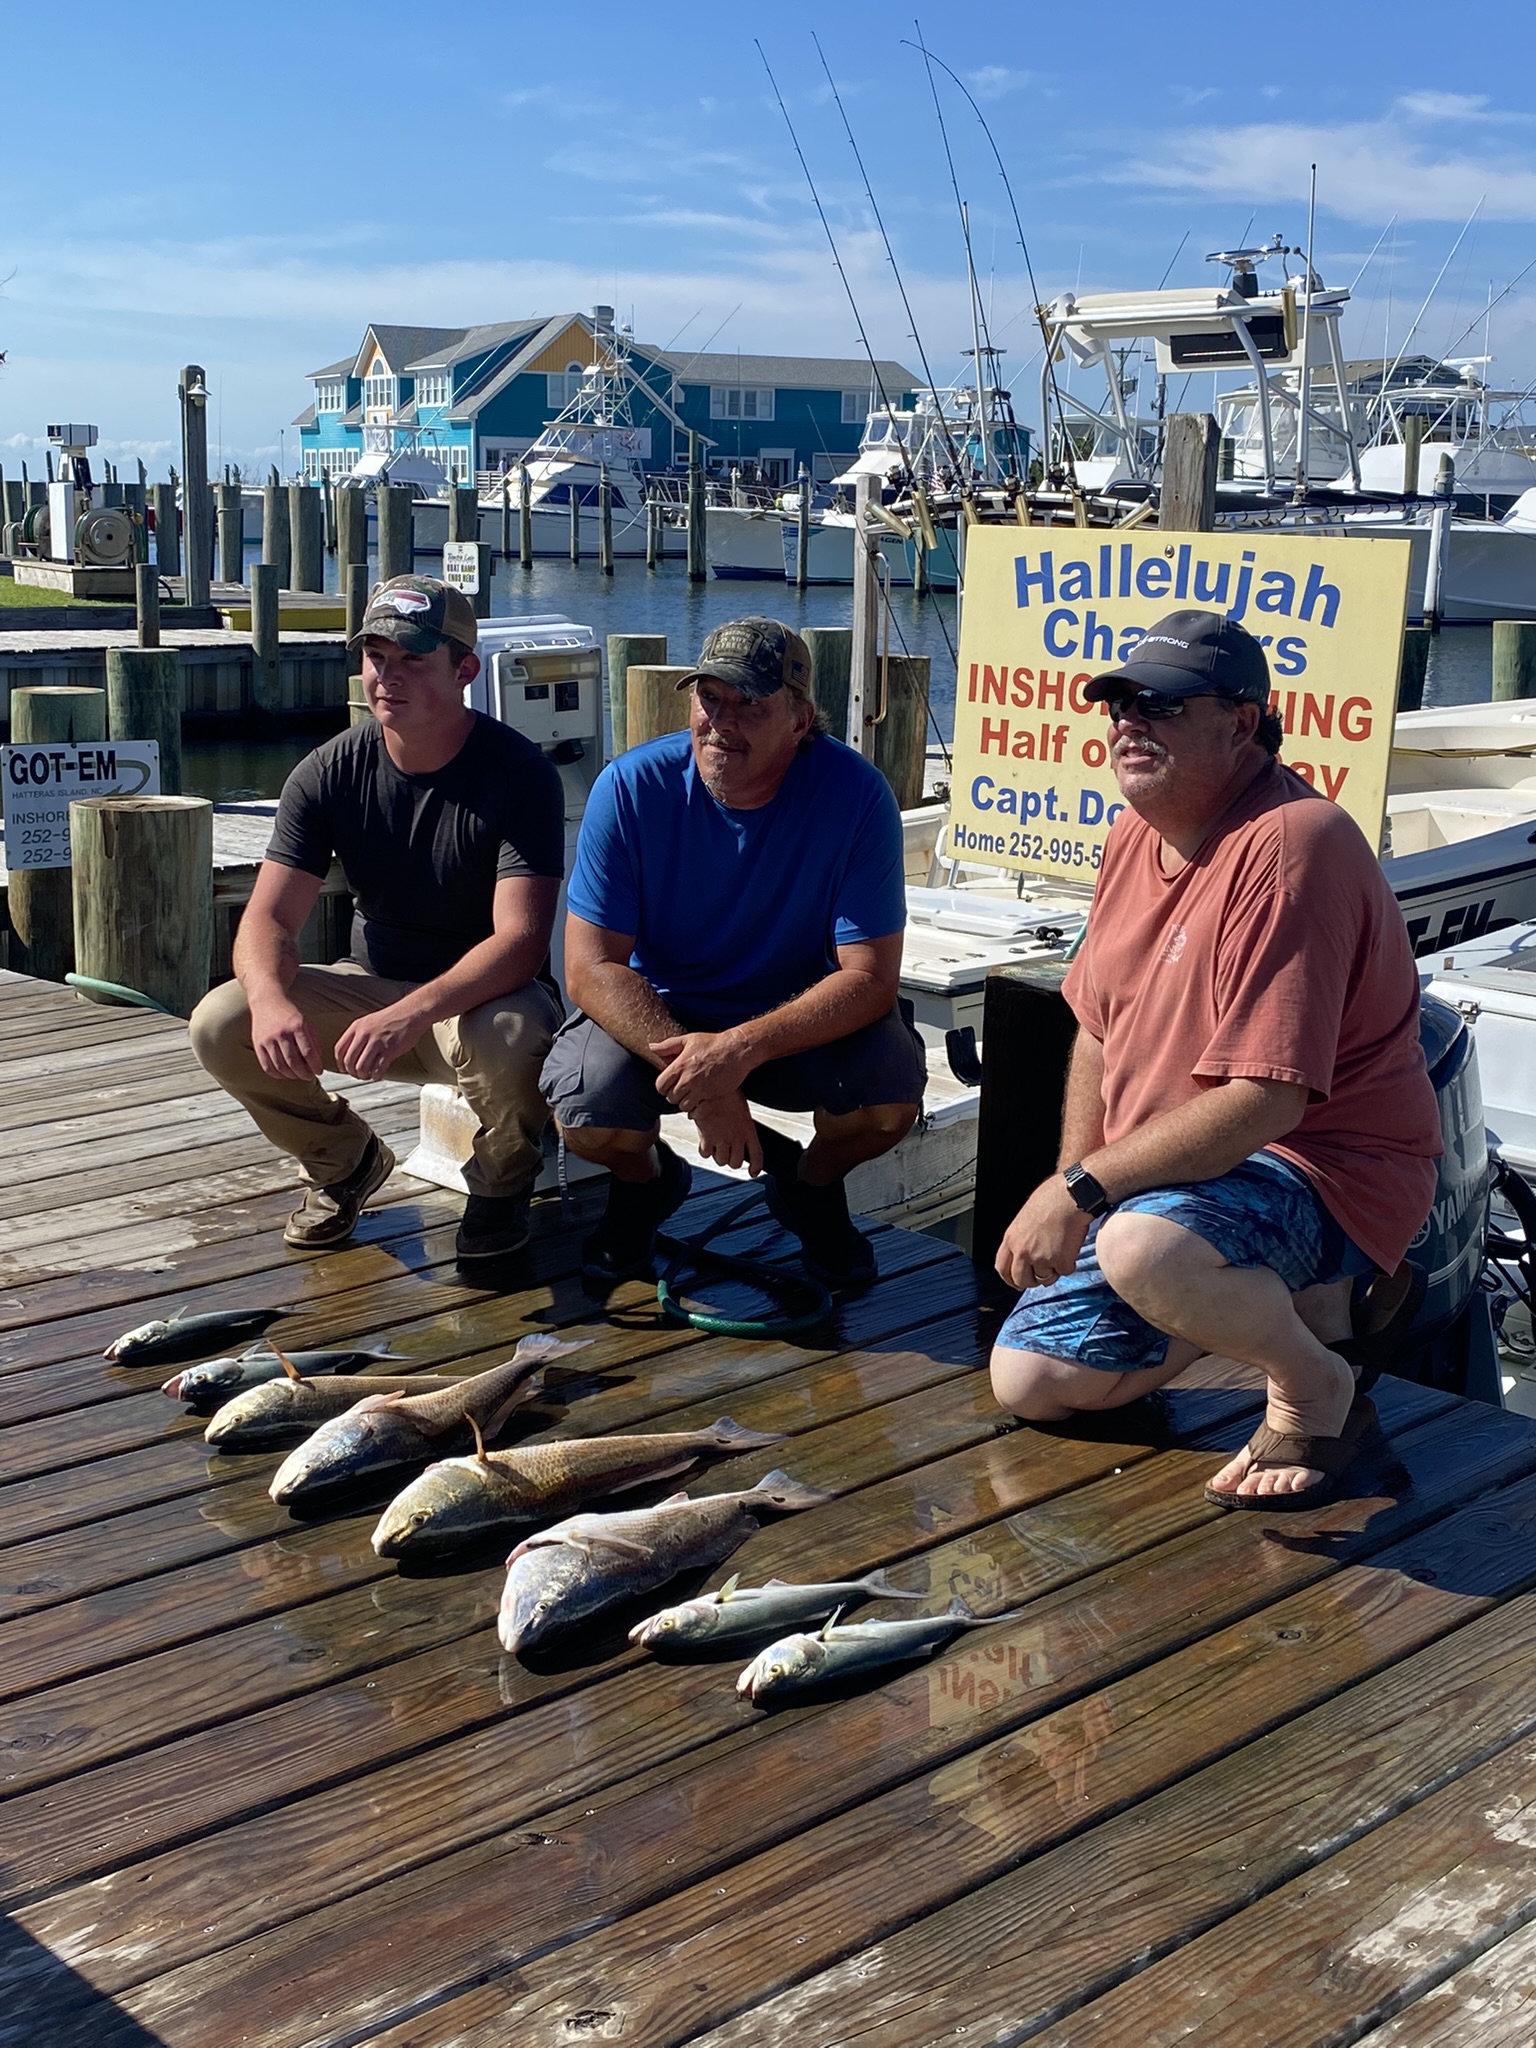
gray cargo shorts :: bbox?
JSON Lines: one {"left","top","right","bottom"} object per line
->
{"left": 542, "top": 1003, "right": 927, "bottom": 1131}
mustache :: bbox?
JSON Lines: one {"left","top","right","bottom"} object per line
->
{"left": 1112, "top": 734, "right": 1170, "bottom": 762}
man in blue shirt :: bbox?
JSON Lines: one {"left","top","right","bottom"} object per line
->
{"left": 543, "top": 616, "right": 925, "bottom": 1289}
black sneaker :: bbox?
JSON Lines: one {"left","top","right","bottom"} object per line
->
{"left": 581, "top": 1141, "right": 692, "bottom": 1285}
{"left": 757, "top": 1127, "right": 876, "bottom": 1291}
{"left": 455, "top": 1188, "right": 534, "bottom": 1262}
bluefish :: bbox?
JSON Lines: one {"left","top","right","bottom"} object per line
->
{"left": 105, "top": 1305, "right": 297, "bottom": 1366}
{"left": 163, "top": 1343, "right": 402, "bottom": 1402}
{"left": 736, "top": 1595, "right": 1027, "bottom": 1703}
{"left": 371, "top": 1418, "right": 785, "bottom": 1558}
{"left": 497, "top": 1471, "right": 830, "bottom": 1653}
{"left": 267, "top": 1334, "right": 590, "bottom": 1503}
{"left": 630, "top": 1568, "right": 924, "bottom": 1650}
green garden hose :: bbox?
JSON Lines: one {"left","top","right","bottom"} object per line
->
{"left": 656, "top": 1188, "right": 834, "bottom": 1337}
{"left": 66, "top": 973, "right": 177, "bottom": 1015}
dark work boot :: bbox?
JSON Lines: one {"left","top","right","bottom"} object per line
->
{"left": 580, "top": 1141, "right": 693, "bottom": 1286}
{"left": 455, "top": 1186, "right": 534, "bottom": 1262}
{"left": 757, "top": 1125, "right": 877, "bottom": 1292}
{"left": 283, "top": 1134, "right": 396, "bottom": 1251}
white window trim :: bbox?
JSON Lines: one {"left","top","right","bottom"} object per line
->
{"left": 362, "top": 373, "right": 396, "bottom": 414}
{"left": 415, "top": 371, "right": 449, "bottom": 408}
{"left": 315, "top": 379, "right": 346, "bottom": 414}
{"left": 710, "top": 386, "right": 775, "bottom": 422}
{"left": 842, "top": 390, "right": 873, "bottom": 424}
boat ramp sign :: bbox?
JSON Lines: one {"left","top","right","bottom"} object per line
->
{"left": 441, "top": 541, "right": 480, "bottom": 595}
{"left": 1, "top": 742, "right": 161, "bottom": 871}
{"left": 949, "top": 530, "right": 1411, "bottom": 884}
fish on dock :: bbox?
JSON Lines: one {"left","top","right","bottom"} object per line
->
{"left": 163, "top": 1343, "right": 402, "bottom": 1402}
{"left": 105, "top": 1305, "right": 297, "bottom": 1366}
{"left": 370, "top": 1418, "right": 786, "bottom": 1558}
{"left": 497, "top": 1470, "right": 831, "bottom": 1654}
{"left": 629, "top": 1568, "right": 924, "bottom": 1650}
{"left": 267, "top": 1333, "right": 591, "bottom": 1504}
{"left": 206, "top": 1364, "right": 469, "bottom": 1447}
{"left": 735, "top": 1595, "right": 1027, "bottom": 1703}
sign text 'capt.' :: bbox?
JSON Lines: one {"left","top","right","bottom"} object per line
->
{"left": 949, "top": 529, "right": 1412, "bottom": 884}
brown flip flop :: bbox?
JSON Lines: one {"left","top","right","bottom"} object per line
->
{"left": 1203, "top": 1391, "right": 1379, "bottom": 1513}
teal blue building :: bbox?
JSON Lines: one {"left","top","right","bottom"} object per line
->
{"left": 294, "top": 309, "right": 922, "bottom": 488}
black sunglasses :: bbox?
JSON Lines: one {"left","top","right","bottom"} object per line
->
{"left": 1103, "top": 686, "right": 1237, "bottom": 724}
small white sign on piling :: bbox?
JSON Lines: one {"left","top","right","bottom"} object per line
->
{"left": 441, "top": 541, "right": 480, "bottom": 595}
{"left": 1, "top": 742, "right": 162, "bottom": 870}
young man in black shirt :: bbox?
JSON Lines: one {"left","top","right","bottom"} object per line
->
{"left": 190, "top": 575, "right": 565, "bottom": 1261}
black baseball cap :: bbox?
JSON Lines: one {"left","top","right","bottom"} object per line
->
{"left": 676, "top": 617, "right": 813, "bottom": 702}
{"left": 351, "top": 574, "right": 478, "bottom": 655}
{"left": 1084, "top": 609, "right": 1271, "bottom": 705}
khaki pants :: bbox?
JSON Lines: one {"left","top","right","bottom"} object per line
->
{"left": 189, "top": 963, "right": 563, "bottom": 1197}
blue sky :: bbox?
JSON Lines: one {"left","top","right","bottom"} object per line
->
{"left": 3, "top": 0, "right": 1535, "bottom": 474}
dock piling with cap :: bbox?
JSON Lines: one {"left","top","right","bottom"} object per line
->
{"left": 795, "top": 464, "right": 811, "bottom": 589}
{"left": 216, "top": 480, "right": 243, "bottom": 586}
{"left": 687, "top": 433, "right": 706, "bottom": 582}
{"left": 179, "top": 364, "right": 213, "bottom": 610}
{"left": 261, "top": 475, "right": 291, "bottom": 589}
{"left": 7, "top": 685, "right": 107, "bottom": 981}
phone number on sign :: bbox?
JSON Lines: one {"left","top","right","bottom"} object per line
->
{"left": 951, "top": 822, "right": 1104, "bottom": 868}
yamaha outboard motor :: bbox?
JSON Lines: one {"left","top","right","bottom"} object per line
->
{"left": 1395, "top": 993, "right": 1499, "bottom": 1401}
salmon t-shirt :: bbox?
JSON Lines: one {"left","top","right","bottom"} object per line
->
{"left": 1062, "top": 757, "right": 1440, "bottom": 1271}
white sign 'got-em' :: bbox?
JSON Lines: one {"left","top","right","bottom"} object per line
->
{"left": 1, "top": 742, "right": 162, "bottom": 870}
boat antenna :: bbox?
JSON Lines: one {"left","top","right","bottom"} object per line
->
{"left": 905, "top": 30, "right": 1078, "bottom": 491}
{"left": 1374, "top": 199, "right": 1484, "bottom": 425}
{"left": 1348, "top": 215, "right": 1397, "bottom": 293}
{"left": 754, "top": 42, "right": 905, "bottom": 446}
{"left": 807, "top": 34, "right": 968, "bottom": 479}
{"left": 1157, "top": 230, "right": 1190, "bottom": 291}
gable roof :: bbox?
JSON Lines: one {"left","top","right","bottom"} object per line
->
{"left": 659, "top": 350, "right": 923, "bottom": 392}
{"left": 305, "top": 355, "right": 357, "bottom": 382}
{"left": 405, "top": 319, "right": 546, "bottom": 371}
{"left": 353, "top": 325, "right": 465, "bottom": 377}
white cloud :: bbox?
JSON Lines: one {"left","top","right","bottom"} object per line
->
{"left": 966, "top": 66, "right": 1039, "bottom": 102}
{"left": 1397, "top": 91, "right": 1491, "bottom": 121}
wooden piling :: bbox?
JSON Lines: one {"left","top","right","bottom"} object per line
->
{"left": 626, "top": 665, "right": 695, "bottom": 751}
{"left": 179, "top": 365, "right": 212, "bottom": 610}
{"left": 795, "top": 465, "right": 811, "bottom": 589}
{"left": 645, "top": 497, "right": 661, "bottom": 570}
{"left": 106, "top": 646, "right": 182, "bottom": 794}
{"left": 289, "top": 482, "right": 324, "bottom": 593}
{"left": 448, "top": 487, "right": 479, "bottom": 545}
{"left": 150, "top": 481, "right": 180, "bottom": 577}
{"left": 1159, "top": 413, "right": 1220, "bottom": 530}
{"left": 1492, "top": 620, "right": 1536, "bottom": 700}
{"left": 216, "top": 481, "right": 243, "bottom": 586}
{"left": 336, "top": 486, "right": 368, "bottom": 579}
{"left": 321, "top": 470, "right": 337, "bottom": 554}
{"left": 568, "top": 486, "right": 581, "bottom": 564}
{"left": 1398, "top": 626, "right": 1431, "bottom": 712}
{"left": 376, "top": 485, "right": 414, "bottom": 581}
{"left": 473, "top": 544, "right": 493, "bottom": 620}
{"left": 2, "top": 478, "right": 24, "bottom": 527}
{"left": 598, "top": 466, "right": 614, "bottom": 574}
{"left": 872, "top": 654, "right": 930, "bottom": 810}
{"left": 347, "top": 562, "right": 371, "bottom": 723}
{"left": 261, "top": 481, "right": 291, "bottom": 587}
{"left": 250, "top": 563, "right": 281, "bottom": 713}
{"left": 7, "top": 687, "right": 107, "bottom": 982}
{"left": 519, "top": 465, "right": 533, "bottom": 569}
{"left": 972, "top": 961, "right": 1077, "bottom": 1273}
{"left": 71, "top": 796, "right": 213, "bottom": 1017}
{"left": 500, "top": 474, "right": 512, "bottom": 560}
{"left": 1402, "top": 415, "right": 1427, "bottom": 497}
{"left": 135, "top": 562, "right": 160, "bottom": 649}
{"left": 687, "top": 435, "right": 706, "bottom": 582}
{"left": 804, "top": 625, "right": 852, "bottom": 741}
{"left": 606, "top": 634, "right": 667, "bottom": 757}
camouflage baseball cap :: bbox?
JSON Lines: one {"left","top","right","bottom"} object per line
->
{"left": 352, "top": 574, "right": 478, "bottom": 655}
{"left": 677, "top": 616, "right": 812, "bottom": 701}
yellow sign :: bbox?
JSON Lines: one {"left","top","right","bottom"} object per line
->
{"left": 949, "top": 528, "right": 1412, "bottom": 883}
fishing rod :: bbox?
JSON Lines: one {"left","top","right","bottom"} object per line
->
{"left": 905, "top": 29, "right": 1079, "bottom": 493}
{"left": 808, "top": 33, "right": 969, "bottom": 482}
{"left": 1371, "top": 200, "right": 1484, "bottom": 428}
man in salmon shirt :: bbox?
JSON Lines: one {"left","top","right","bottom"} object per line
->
{"left": 990, "top": 609, "right": 1441, "bottom": 1509}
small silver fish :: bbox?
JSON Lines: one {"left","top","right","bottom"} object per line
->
{"left": 163, "top": 1343, "right": 401, "bottom": 1402}
{"left": 268, "top": 1333, "right": 590, "bottom": 1504}
{"left": 106, "top": 1305, "right": 296, "bottom": 1366}
{"left": 371, "top": 1418, "right": 785, "bottom": 1558}
{"left": 629, "top": 1569, "right": 925, "bottom": 1650}
{"left": 498, "top": 1470, "right": 830, "bottom": 1654}
{"left": 736, "top": 1596, "right": 1028, "bottom": 1703}
{"left": 206, "top": 1367, "right": 468, "bottom": 1447}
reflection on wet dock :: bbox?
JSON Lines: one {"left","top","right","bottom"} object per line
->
{"left": 3, "top": 964, "right": 1536, "bottom": 2045}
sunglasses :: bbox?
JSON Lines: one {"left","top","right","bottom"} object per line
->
{"left": 1103, "top": 686, "right": 1238, "bottom": 724}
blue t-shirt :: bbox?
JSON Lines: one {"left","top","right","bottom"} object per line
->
{"left": 567, "top": 731, "right": 906, "bottom": 1026}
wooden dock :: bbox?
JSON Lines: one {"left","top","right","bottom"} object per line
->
{"left": 4, "top": 964, "right": 1536, "bottom": 2046}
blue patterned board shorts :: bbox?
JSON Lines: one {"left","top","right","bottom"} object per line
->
{"left": 996, "top": 1150, "right": 1376, "bottom": 1374}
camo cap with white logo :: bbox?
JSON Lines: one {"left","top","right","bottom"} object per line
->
{"left": 1084, "top": 608, "right": 1271, "bottom": 704}
{"left": 352, "top": 574, "right": 478, "bottom": 655}
{"left": 676, "top": 616, "right": 813, "bottom": 701}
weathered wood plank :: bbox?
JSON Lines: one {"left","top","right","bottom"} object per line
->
{"left": 87, "top": 1384, "right": 1531, "bottom": 2039}
{"left": 1350, "top": 1918, "right": 1536, "bottom": 2046}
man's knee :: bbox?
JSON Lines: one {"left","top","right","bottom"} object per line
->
{"left": 558, "top": 1121, "right": 659, "bottom": 1165}
{"left": 188, "top": 979, "right": 254, "bottom": 1079}
{"left": 1095, "top": 1209, "right": 1217, "bottom": 1305}
{"left": 455, "top": 986, "right": 557, "bottom": 1068}
{"left": 991, "top": 1344, "right": 1111, "bottom": 1421}
{"left": 815, "top": 1100, "right": 919, "bottom": 1152}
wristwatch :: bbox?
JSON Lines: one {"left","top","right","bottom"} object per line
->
{"left": 1062, "top": 1163, "right": 1112, "bottom": 1218}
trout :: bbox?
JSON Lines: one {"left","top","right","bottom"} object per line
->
{"left": 736, "top": 1595, "right": 1027, "bottom": 1703}
{"left": 498, "top": 1471, "right": 830, "bottom": 1653}
{"left": 371, "top": 1418, "right": 786, "bottom": 1557}
{"left": 267, "top": 1334, "right": 591, "bottom": 1504}
{"left": 106, "top": 1305, "right": 296, "bottom": 1366}
{"left": 630, "top": 1568, "right": 924, "bottom": 1650}
{"left": 164, "top": 1344, "right": 401, "bottom": 1402}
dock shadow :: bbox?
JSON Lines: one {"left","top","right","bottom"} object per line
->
{"left": 0, "top": 1912, "right": 167, "bottom": 2047}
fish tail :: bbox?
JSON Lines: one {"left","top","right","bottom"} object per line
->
{"left": 703, "top": 1418, "right": 787, "bottom": 1451}
{"left": 861, "top": 1569, "right": 925, "bottom": 1602}
{"left": 946, "top": 1595, "right": 979, "bottom": 1621}
{"left": 748, "top": 1470, "right": 832, "bottom": 1511}
{"left": 511, "top": 1333, "right": 595, "bottom": 1363}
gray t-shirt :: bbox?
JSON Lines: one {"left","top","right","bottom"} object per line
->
{"left": 265, "top": 713, "right": 564, "bottom": 984}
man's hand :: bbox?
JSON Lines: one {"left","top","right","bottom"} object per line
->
{"left": 995, "top": 1174, "right": 1093, "bottom": 1294}
{"left": 651, "top": 1030, "right": 753, "bottom": 1113}
{"left": 249, "top": 993, "right": 325, "bottom": 1082}
{"left": 333, "top": 1004, "right": 430, "bottom": 1081}
{"left": 692, "top": 1091, "right": 765, "bottom": 1176}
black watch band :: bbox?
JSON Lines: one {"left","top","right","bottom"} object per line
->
{"left": 1063, "top": 1163, "right": 1112, "bottom": 1218}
